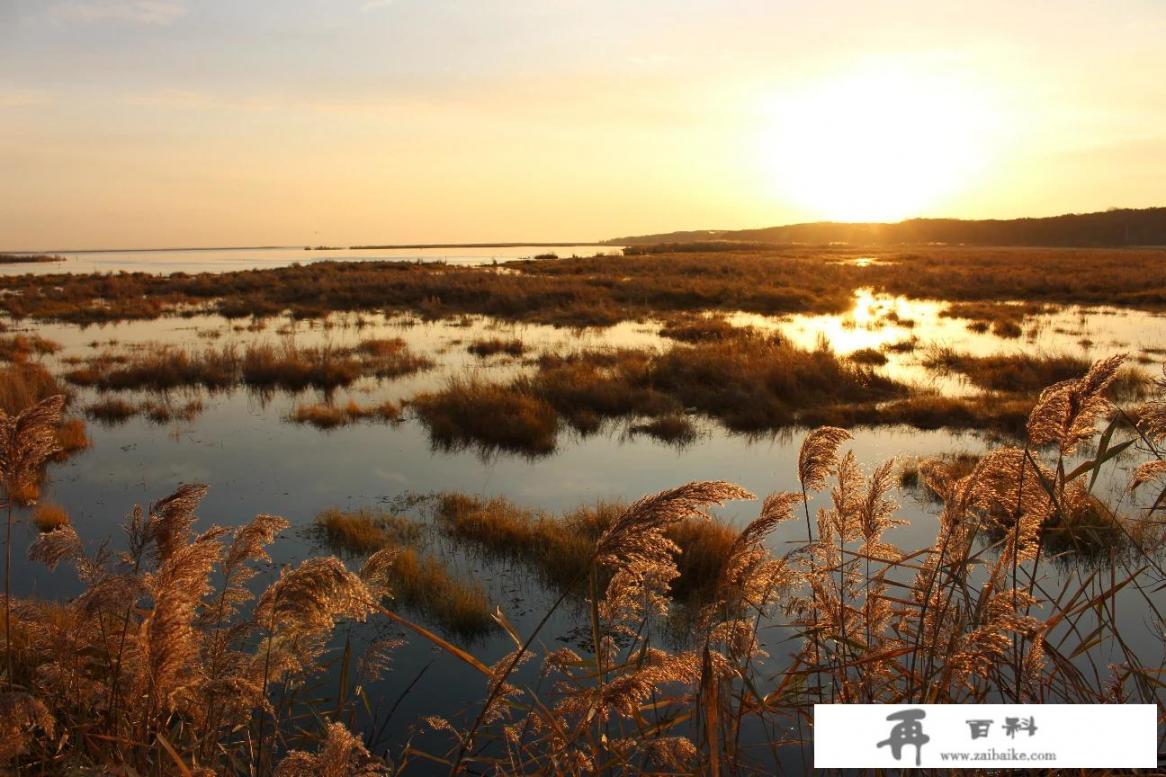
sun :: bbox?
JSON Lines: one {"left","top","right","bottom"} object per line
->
{"left": 759, "top": 63, "right": 996, "bottom": 223}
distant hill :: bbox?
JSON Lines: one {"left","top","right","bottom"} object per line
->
{"left": 606, "top": 207, "right": 1166, "bottom": 248}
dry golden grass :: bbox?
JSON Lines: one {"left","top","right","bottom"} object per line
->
{"left": 311, "top": 508, "right": 491, "bottom": 637}
{"left": 0, "top": 334, "right": 60, "bottom": 362}
{"left": 313, "top": 508, "right": 421, "bottom": 555}
{"left": 658, "top": 314, "right": 739, "bottom": 343}
{"left": 848, "top": 347, "right": 888, "bottom": 365}
{"left": 31, "top": 503, "right": 70, "bottom": 533}
{"left": 433, "top": 493, "right": 740, "bottom": 602}
{"left": 410, "top": 376, "right": 559, "bottom": 455}
{"left": 52, "top": 418, "right": 90, "bottom": 458}
{"left": 64, "top": 339, "right": 431, "bottom": 394}
{"left": 466, "top": 337, "right": 525, "bottom": 357}
{"left": 288, "top": 399, "right": 400, "bottom": 429}
{"left": 388, "top": 548, "right": 494, "bottom": 638}
{"left": 84, "top": 396, "right": 138, "bottom": 424}
{"left": 0, "top": 363, "right": 65, "bottom": 415}
{"left": 628, "top": 414, "right": 698, "bottom": 445}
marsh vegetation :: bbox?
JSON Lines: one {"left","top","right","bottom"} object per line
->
{"left": 0, "top": 356, "right": 1163, "bottom": 774}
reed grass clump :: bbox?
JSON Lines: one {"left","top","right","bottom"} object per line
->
{"left": 658, "top": 315, "right": 738, "bottom": 343}
{"left": 432, "top": 493, "right": 740, "bottom": 603}
{"left": 288, "top": 399, "right": 400, "bottom": 429}
{"left": 313, "top": 508, "right": 422, "bottom": 554}
{"left": 63, "top": 339, "right": 432, "bottom": 395}
{"left": 410, "top": 376, "right": 559, "bottom": 456}
{"left": 31, "top": 503, "right": 70, "bottom": 533}
{"left": 84, "top": 396, "right": 138, "bottom": 423}
{"left": 0, "top": 335, "right": 60, "bottom": 362}
{"left": 466, "top": 337, "right": 525, "bottom": 357}
{"left": 629, "top": 414, "right": 698, "bottom": 445}
{"left": 388, "top": 548, "right": 494, "bottom": 639}
{"left": 848, "top": 347, "right": 888, "bottom": 365}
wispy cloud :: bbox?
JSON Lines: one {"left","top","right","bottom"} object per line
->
{"left": 0, "top": 89, "right": 53, "bottom": 109}
{"left": 49, "top": 1, "right": 187, "bottom": 25}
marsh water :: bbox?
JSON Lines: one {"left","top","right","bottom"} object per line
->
{"left": 6, "top": 257, "right": 1165, "bottom": 769}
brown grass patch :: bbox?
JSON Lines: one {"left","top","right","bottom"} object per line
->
{"left": 658, "top": 315, "right": 738, "bottom": 343}
{"left": 433, "top": 493, "right": 737, "bottom": 601}
{"left": 410, "top": 377, "right": 559, "bottom": 456}
{"left": 313, "top": 507, "right": 422, "bottom": 555}
{"left": 31, "top": 503, "right": 71, "bottom": 532}
{"left": 288, "top": 399, "right": 400, "bottom": 429}
{"left": 628, "top": 415, "right": 698, "bottom": 446}
{"left": 0, "top": 334, "right": 60, "bottom": 362}
{"left": 84, "top": 396, "right": 138, "bottom": 424}
{"left": 467, "top": 337, "right": 525, "bottom": 357}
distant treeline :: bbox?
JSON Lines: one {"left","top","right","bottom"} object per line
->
{"left": 610, "top": 206, "right": 1166, "bottom": 248}
{"left": 0, "top": 253, "right": 64, "bottom": 264}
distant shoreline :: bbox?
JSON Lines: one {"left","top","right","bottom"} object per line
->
{"left": 2, "top": 242, "right": 611, "bottom": 255}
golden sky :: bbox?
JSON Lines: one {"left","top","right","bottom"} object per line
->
{"left": 2, "top": 1, "right": 1165, "bottom": 249}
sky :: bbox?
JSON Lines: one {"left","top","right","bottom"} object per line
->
{"left": 2, "top": 0, "right": 1166, "bottom": 249}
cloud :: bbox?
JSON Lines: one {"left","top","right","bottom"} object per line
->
{"left": 49, "top": 1, "right": 187, "bottom": 25}
{"left": 0, "top": 90, "right": 52, "bottom": 109}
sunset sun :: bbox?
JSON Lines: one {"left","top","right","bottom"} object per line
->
{"left": 761, "top": 64, "right": 997, "bottom": 222}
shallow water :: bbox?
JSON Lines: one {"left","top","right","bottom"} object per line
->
{"left": 0, "top": 244, "right": 621, "bottom": 276}
{"left": 6, "top": 281, "right": 1164, "bottom": 769}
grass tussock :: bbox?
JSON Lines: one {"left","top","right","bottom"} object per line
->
{"left": 31, "top": 503, "right": 70, "bottom": 533}
{"left": 629, "top": 414, "right": 699, "bottom": 446}
{"left": 658, "top": 315, "right": 739, "bottom": 343}
{"left": 466, "top": 337, "right": 525, "bottom": 357}
{"left": 142, "top": 398, "right": 204, "bottom": 424}
{"left": 52, "top": 418, "right": 90, "bottom": 458}
{"left": 288, "top": 399, "right": 400, "bottom": 429}
{"left": 433, "top": 493, "right": 737, "bottom": 602}
{"left": 83, "top": 396, "right": 204, "bottom": 425}
{"left": 64, "top": 338, "right": 432, "bottom": 393}
{"left": 0, "top": 362, "right": 66, "bottom": 415}
{"left": 84, "top": 396, "right": 138, "bottom": 423}
{"left": 943, "top": 301, "right": 1050, "bottom": 338}
{"left": 848, "top": 347, "right": 888, "bottom": 366}
{"left": 923, "top": 349, "right": 1152, "bottom": 399}
{"left": 312, "top": 508, "right": 490, "bottom": 637}
{"left": 410, "top": 376, "right": 559, "bottom": 456}
{"left": 354, "top": 337, "right": 436, "bottom": 377}
{"left": 313, "top": 508, "right": 422, "bottom": 555}
{"left": 388, "top": 548, "right": 494, "bottom": 638}
{"left": 0, "top": 334, "right": 60, "bottom": 362}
